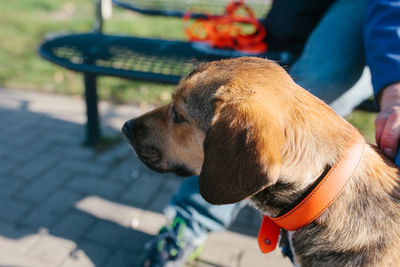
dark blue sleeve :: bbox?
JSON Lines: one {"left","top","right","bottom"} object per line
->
{"left": 364, "top": 0, "right": 400, "bottom": 97}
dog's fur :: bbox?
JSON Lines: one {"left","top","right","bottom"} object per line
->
{"left": 123, "top": 57, "right": 400, "bottom": 266}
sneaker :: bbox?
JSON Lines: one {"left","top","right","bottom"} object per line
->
{"left": 137, "top": 217, "right": 204, "bottom": 267}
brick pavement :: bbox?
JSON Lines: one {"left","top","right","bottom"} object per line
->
{"left": 0, "top": 88, "right": 292, "bottom": 267}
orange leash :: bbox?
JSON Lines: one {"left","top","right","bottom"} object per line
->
{"left": 184, "top": 0, "right": 267, "bottom": 54}
{"left": 258, "top": 129, "right": 366, "bottom": 253}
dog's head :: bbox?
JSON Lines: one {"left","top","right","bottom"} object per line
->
{"left": 123, "top": 57, "right": 348, "bottom": 205}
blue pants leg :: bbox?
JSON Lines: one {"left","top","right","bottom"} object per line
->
{"left": 290, "top": 0, "right": 372, "bottom": 117}
{"left": 165, "top": 0, "right": 372, "bottom": 243}
{"left": 164, "top": 176, "right": 246, "bottom": 243}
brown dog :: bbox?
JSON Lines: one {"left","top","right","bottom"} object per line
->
{"left": 122, "top": 57, "right": 400, "bottom": 266}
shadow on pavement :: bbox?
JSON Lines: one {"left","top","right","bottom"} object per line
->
{"left": 0, "top": 95, "right": 261, "bottom": 267}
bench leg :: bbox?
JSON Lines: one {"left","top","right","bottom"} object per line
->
{"left": 83, "top": 73, "right": 101, "bottom": 146}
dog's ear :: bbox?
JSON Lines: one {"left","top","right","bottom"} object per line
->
{"left": 199, "top": 99, "right": 284, "bottom": 204}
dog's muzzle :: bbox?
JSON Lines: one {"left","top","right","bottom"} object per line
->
{"left": 122, "top": 120, "right": 136, "bottom": 141}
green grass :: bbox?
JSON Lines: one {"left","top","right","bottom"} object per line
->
{"left": 346, "top": 110, "right": 376, "bottom": 144}
{"left": 0, "top": 0, "right": 377, "bottom": 139}
{"left": 0, "top": 0, "right": 187, "bottom": 105}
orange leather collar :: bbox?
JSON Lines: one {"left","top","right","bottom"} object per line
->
{"left": 258, "top": 129, "right": 366, "bottom": 253}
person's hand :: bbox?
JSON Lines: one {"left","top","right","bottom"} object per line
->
{"left": 375, "top": 82, "right": 400, "bottom": 158}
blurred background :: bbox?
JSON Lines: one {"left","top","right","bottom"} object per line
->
{"left": 0, "top": 0, "right": 376, "bottom": 138}
{"left": 0, "top": 0, "right": 377, "bottom": 266}
{"left": 1, "top": 0, "right": 183, "bottom": 106}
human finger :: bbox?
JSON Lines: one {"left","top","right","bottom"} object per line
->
{"left": 375, "top": 111, "right": 390, "bottom": 146}
{"left": 379, "top": 110, "right": 400, "bottom": 158}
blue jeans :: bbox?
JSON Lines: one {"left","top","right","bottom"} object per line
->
{"left": 164, "top": 0, "right": 372, "bottom": 244}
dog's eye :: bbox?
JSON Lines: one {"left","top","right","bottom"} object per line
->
{"left": 172, "top": 106, "right": 186, "bottom": 124}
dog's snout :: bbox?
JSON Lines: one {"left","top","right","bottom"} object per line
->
{"left": 122, "top": 119, "right": 148, "bottom": 141}
{"left": 122, "top": 120, "right": 136, "bottom": 140}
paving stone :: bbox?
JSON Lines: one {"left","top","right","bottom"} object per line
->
{"left": 58, "top": 160, "right": 108, "bottom": 176}
{"left": 205, "top": 232, "right": 261, "bottom": 265}
{"left": 106, "top": 157, "right": 143, "bottom": 183}
{"left": 51, "top": 210, "right": 96, "bottom": 241}
{"left": 74, "top": 195, "right": 143, "bottom": 228}
{"left": 41, "top": 118, "right": 83, "bottom": 132}
{"left": 85, "top": 220, "right": 153, "bottom": 252}
{"left": 0, "top": 89, "right": 287, "bottom": 267}
{"left": 3, "top": 118, "right": 42, "bottom": 146}
{"left": 79, "top": 241, "right": 112, "bottom": 266}
{"left": 0, "top": 157, "right": 20, "bottom": 176}
{"left": 121, "top": 172, "right": 164, "bottom": 207}
{"left": 0, "top": 110, "right": 27, "bottom": 124}
{"left": 135, "top": 210, "right": 166, "bottom": 236}
{"left": 204, "top": 231, "right": 291, "bottom": 266}
{"left": 24, "top": 190, "right": 81, "bottom": 228}
{"left": 197, "top": 241, "right": 240, "bottom": 267}
{"left": 25, "top": 234, "right": 76, "bottom": 266}
{"left": 0, "top": 110, "right": 19, "bottom": 124}
{"left": 0, "top": 221, "right": 41, "bottom": 255}
{"left": 5, "top": 141, "right": 46, "bottom": 163}
{"left": 0, "top": 176, "right": 24, "bottom": 197}
{"left": 147, "top": 177, "right": 181, "bottom": 213}
{"left": 95, "top": 142, "right": 131, "bottom": 164}
{"left": 0, "top": 249, "right": 54, "bottom": 267}
{"left": 37, "top": 116, "right": 72, "bottom": 129}
{"left": 14, "top": 153, "right": 61, "bottom": 180}
{"left": 50, "top": 145, "right": 96, "bottom": 161}
{"left": 0, "top": 140, "right": 14, "bottom": 158}
{"left": 65, "top": 175, "right": 125, "bottom": 198}
{"left": 192, "top": 261, "right": 219, "bottom": 267}
{"left": 16, "top": 168, "right": 72, "bottom": 202}
{"left": 59, "top": 241, "right": 111, "bottom": 267}
{"left": 58, "top": 250, "right": 96, "bottom": 267}
{"left": 0, "top": 198, "right": 31, "bottom": 222}
{"left": 238, "top": 249, "right": 293, "bottom": 267}
{"left": 43, "top": 130, "right": 84, "bottom": 147}
{"left": 207, "top": 231, "right": 257, "bottom": 251}
{"left": 103, "top": 250, "right": 138, "bottom": 267}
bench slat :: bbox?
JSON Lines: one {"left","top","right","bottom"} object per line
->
{"left": 112, "top": 0, "right": 271, "bottom": 19}
{"left": 39, "top": 33, "right": 267, "bottom": 84}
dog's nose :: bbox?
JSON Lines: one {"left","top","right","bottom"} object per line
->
{"left": 122, "top": 120, "right": 136, "bottom": 140}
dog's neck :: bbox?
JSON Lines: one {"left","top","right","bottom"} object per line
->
{"left": 251, "top": 107, "right": 354, "bottom": 217}
{"left": 250, "top": 167, "right": 330, "bottom": 217}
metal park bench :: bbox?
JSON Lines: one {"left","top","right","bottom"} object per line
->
{"left": 38, "top": 0, "right": 377, "bottom": 146}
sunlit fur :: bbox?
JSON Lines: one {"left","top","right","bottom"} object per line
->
{"left": 124, "top": 57, "right": 400, "bottom": 266}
